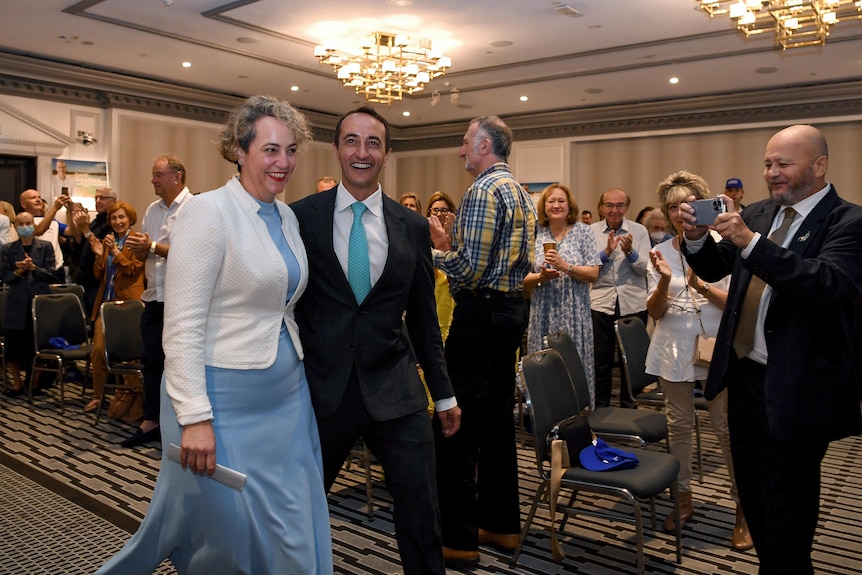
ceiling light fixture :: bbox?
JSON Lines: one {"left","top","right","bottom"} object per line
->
{"left": 430, "top": 90, "right": 440, "bottom": 107}
{"left": 697, "top": 0, "right": 862, "bottom": 49}
{"left": 449, "top": 88, "right": 459, "bottom": 104}
{"left": 314, "top": 32, "right": 451, "bottom": 104}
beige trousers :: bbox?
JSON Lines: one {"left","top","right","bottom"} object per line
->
{"left": 661, "top": 377, "right": 738, "bottom": 500}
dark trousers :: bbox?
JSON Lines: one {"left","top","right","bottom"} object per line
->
{"left": 316, "top": 369, "right": 445, "bottom": 575}
{"left": 729, "top": 359, "right": 829, "bottom": 575}
{"left": 140, "top": 301, "right": 165, "bottom": 423}
{"left": 434, "top": 296, "right": 527, "bottom": 550}
{"left": 591, "top": 306, "right": 648, "bottom": 408}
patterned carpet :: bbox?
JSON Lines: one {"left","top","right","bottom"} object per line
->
{"left": 1, "top": 380, "right": 860, "bottom": 575}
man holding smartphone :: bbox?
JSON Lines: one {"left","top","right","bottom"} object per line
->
{"left": 680, "top": 125, "right": 862, "bottom": 575}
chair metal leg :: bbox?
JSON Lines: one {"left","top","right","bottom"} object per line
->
{"left": 671, "top": 478, "right": 682, "bottom": 564}
{"left": 510, "top": 479, "right": 549, "bottom": 566}
{"left": 631, "top": 496, "right": 645, "bottom": 575}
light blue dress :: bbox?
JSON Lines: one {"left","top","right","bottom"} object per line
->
{"left": 527, "top": 223, "right": 601, "bottom": 407}
{"left": 97, "top": 199, "right": 332, "bottom": 575}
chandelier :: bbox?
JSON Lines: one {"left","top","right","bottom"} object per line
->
{"left": 314, "top": 32, "right": 451, "bottom": 104}
{"left": 697, "top": 0, "right": 862, "bottom": 49}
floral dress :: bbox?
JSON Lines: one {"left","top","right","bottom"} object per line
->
{"left": 527, "top": 222, "right": 601, "bottom": 407}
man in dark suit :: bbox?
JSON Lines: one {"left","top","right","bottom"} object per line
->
{"left": 681, "top": 124, "right": 862, "bottom": 575}
{"left": 291, "top": 106, "right": 461, "bottom": 575}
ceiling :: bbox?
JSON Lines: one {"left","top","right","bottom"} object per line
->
{"left": 2, "top": 0, "right": 862, "bottom": 139}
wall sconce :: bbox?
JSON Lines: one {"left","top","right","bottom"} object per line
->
{"left": 77, "top": 130, "right": 97, "bottom": 146}
{"left": 430, "top": 90, "right": 440, "bottom": 107}
{"left": 449, "top": 88, "right": 460, "bottom": 104}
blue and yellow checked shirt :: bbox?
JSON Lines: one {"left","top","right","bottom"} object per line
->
{"left": 433, "top": 163, "right": 537, "bottom": 295}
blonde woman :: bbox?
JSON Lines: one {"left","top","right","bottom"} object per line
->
{"left": 645, "top": 171, "right": 751, "bottom": 550}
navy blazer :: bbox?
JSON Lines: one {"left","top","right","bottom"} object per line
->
{"left": 685, "top": 186, "right": 862, "bottom": 442}
{"left": 0, "top": 238, "right": 56, "bottom": 330}
{"left": 291, "top": 189, "right": 453, "bottom": 421}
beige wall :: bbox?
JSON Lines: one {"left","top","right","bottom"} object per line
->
{"left": 2, "top": 95, "right": 860, "bottom": 222}
{"left": 570, "top": 121, "right": 862, "bottom": 217}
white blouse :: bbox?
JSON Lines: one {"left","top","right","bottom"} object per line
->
{"left": 645, "top": 237, "right": 729, "bottom": 383}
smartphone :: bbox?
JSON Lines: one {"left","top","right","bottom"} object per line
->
{"left": 691, "top": 198, "right": 726, "bottom": 225}
{"left": 61, "top": 187, "right": 69, "bottom": 196}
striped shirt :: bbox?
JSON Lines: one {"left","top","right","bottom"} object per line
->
{"left": 433, "top": 163, "right": 537, "bottom": 295}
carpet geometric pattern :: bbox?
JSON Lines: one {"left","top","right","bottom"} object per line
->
{"left": 1, "top": 382, "right": 860, "bottom": 575}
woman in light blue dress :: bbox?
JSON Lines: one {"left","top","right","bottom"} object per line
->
{"left": 525, "top": 183, "right": 600, "bottom": 406}
{"left": 97, "top": 96, "right": 333, "bottom": 575}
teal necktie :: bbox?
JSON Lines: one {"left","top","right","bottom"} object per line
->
{"left": 348, "top": 202, "right": 371, "bottom": 303}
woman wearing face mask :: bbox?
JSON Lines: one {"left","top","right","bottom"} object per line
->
{"left": 1, "top": 211, "right": 56, "bottom": 397}
{"left": 644, "top": 208, "right": 674, "bottom": 247}
{"left": 84, "top": 201, "right": 145, "bottom": 413}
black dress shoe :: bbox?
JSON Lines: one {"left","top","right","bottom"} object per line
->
{"left": 120, "top": 426, "right": 161, "bottom": 448}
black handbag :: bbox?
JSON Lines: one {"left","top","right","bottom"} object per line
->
{"left": 547, "top": 413, "right": 593, "bottom": 467}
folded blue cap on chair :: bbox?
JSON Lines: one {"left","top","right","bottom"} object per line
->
{"left": 49, "top": 337, "right": 81, "bottom": 350}
{"left": 579, "top": 438, "right": 639, "bottom": 471}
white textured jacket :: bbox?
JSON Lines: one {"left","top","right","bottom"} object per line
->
{"left": 163, "top": 177, "right": 308, "bottom": 426}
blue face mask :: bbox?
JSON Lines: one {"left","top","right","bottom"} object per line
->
{"left": 17, "top": 225, "right": 35, "bottom": 238}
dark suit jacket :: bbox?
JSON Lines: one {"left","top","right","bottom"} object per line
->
{"left": 291, "top": 189, "right": 453, "bottom": 421}
{"left": 685, "top": 186, "right": 862, "bottom": 442}
{"left": 0, "top": 238, "right": 56, "bottom": 330}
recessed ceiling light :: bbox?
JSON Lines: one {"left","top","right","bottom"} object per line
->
{"left": 402, "top": 111, "right": 411, "bottom": 117}
{"left": 290, "top": 86, "right": 300, "bottom": 92}
{"left": 519, "top": 96, "right": 528, "bottom": 102}
{"left": 669, "top": 77, "right": 679, "bottom": 84}
{"left": 182, "top": 61, "right": 191, "bottom": 68}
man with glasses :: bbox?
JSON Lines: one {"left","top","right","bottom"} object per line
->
{"left": 590, "top": 188, "right": 652, "bottom": 407}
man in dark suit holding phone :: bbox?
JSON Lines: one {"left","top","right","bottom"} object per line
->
{"left": 681, "top": 124, "right": 862, "bottom": 575}
{"left": 291, "top": 106, "right": 461, "bottom": 575}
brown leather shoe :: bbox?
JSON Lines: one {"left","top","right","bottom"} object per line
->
{"left": 663, "top": 490, "right": 694, "bottom": 532}
{"left": 731, "top": 505, "right": 754, "bottom": 551}
{"left": 442, "top": 546, "right": 479, "bottom": 568}
{"left": 478, "top": 528, "right": 520, "bottom": 552}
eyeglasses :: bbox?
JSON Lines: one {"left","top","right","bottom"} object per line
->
{"left": 95, "top": 196, "right": 115, "bottom": 201}
{"left": 603, "top": 202, "right": 627, "bottom": 211}
{"left": 430, "top": 207, "right": 450, "bottom": 214}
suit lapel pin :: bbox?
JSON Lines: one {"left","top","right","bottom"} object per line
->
{"left": 797, "top": 231, "right": 810, "bottom": 242}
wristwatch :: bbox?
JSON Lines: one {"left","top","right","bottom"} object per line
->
{"left": 697, "top": 283, "right": 710, "bottom": 296}
{"left": 149, "top": 241, "right": 157, "bottom": 255}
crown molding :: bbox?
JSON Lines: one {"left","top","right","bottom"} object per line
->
{"left": 2, "top": 52, "right": 861, "bottom": 152}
